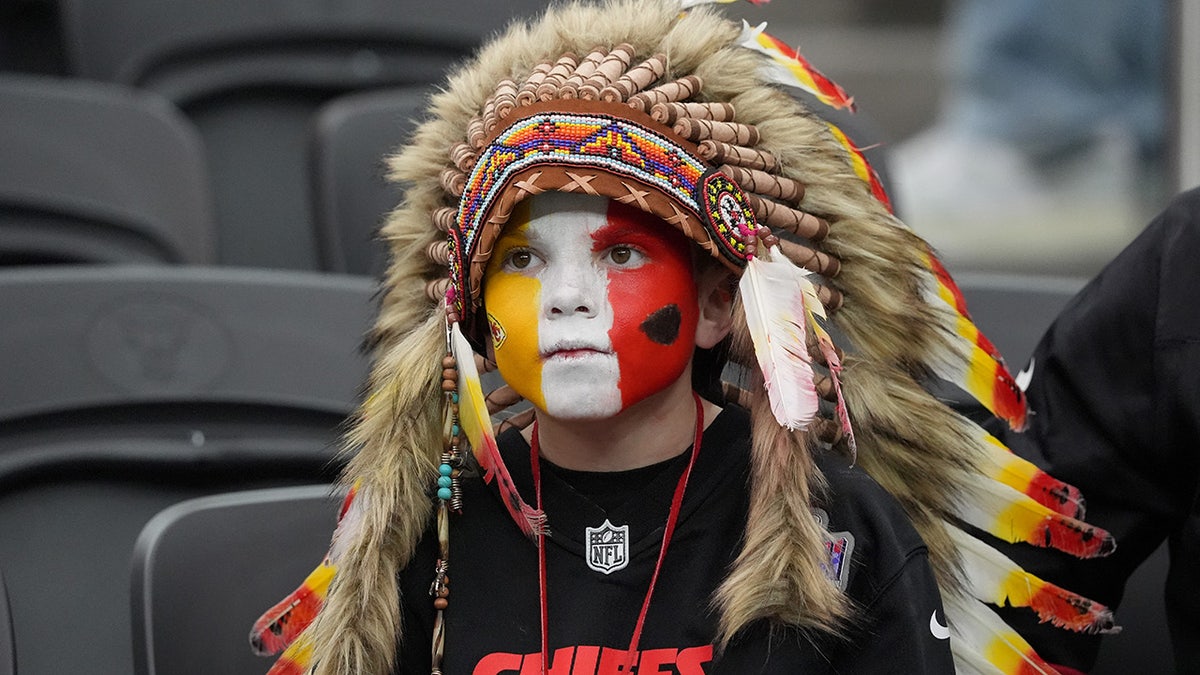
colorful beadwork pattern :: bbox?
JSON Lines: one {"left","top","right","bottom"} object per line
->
{"left": 452, "top": 111, "right": 753, "bottom": 310}
{"left": 699, "top": 170, "right": 756, "bottom": 260}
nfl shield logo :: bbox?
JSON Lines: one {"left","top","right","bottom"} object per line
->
{"left": 585, "top": 519, "right": 629, "bottom": 574}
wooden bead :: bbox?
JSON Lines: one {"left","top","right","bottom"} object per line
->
{"left": 441, "top": 380, "right": 457, "bottom": 392}
{"left": 433, "top": 598, "right": 449, "bottom": 610}
{"left": 442, "top": 368, "right": 457, "bottom": 381}
{"left": 442, "top": 355, "right": 456, "bottom": 369}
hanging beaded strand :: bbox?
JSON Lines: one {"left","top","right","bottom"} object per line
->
{"left": 431, "top": 320, "right": 465, "bottom": 674}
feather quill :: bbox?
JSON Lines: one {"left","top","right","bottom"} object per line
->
{"left": 451, "top": 321, "right": 546, "bottom": 539}
{"left": 949, "top": 526, "right": 1117, "bottom": 633}
{"left": 738, "top": 246, "right": 821, "bottom": 431}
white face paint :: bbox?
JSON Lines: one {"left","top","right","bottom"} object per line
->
{"left": 516, "top": 193, "right": 623, "bottom": 419}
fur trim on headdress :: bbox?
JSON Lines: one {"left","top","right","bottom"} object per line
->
{"left": 254, "top": 2, "right": 1118, "bottom": 673}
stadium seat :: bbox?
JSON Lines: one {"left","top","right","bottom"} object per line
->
{"left": 0, "top": 74, "right": 217, "bottom": 265}
{"left": 310, "top": 86, "right": 429, "bottom": 276}
{"left": 0, "top": 265, "right": 373, "bottom": 675}
{"left": 131, "top": 484, "right": 340, "bottom": 675}
{"left": 0, "top": 568, "right": 13, "bottom": 675}
{"left": 58, "top": 0, "right": 550, "bottom": 270}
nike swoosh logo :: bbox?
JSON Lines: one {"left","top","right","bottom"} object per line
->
{"left": 1015, "top": 357, "right": 1036, "bottom": 391}
{"left": 929, "top": 610, "right": 950, "bottom": 640}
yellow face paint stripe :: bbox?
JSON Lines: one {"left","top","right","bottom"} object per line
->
{"left": 483, "top": 209, "right": 546, "bottom": 411}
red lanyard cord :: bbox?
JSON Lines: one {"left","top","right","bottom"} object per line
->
{"left": 530, "top": 392, "right": 705, "bottom": 674}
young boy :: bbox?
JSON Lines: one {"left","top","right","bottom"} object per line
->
{"left": 394, "top": 192, "right": 954, "bottom": 673}
{"left": 254, "top": 2, "right": 1117, "bottom": 673}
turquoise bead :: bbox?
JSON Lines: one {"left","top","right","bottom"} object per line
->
{"left": 437, "top": 487, "right": 453, "bottom": 501}
{"left": 439, "top": 463, "right": 453, "bottom": 476}
{"left": 451, "top": 392, "right": 459, "bottom": 404}
{"left": 452, "top": 423, "right": 461, "bottom": 437}
{"left": 437, "top": 476, "right": 452, "bottom": 488}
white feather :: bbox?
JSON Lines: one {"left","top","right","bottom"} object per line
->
{"left": 738, "top": 246, "right": 821, "bottom": 430}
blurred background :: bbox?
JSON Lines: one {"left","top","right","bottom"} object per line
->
{"left": 0, "top": 0, "right": 1192, "bottom": 674}
{"left": 3, "top": 0, "right": 1189, "bottom": 277}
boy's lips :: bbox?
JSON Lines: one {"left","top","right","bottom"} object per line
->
{"left": 541, "top": 341, "right": 612, "bottom": 360}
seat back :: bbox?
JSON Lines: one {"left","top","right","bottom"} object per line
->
{"left": 0, "top": 568, "right": 14, "bottom": 675}
{"left": 311, "top": 86, "right": 429, "bottom": 275}
{"left": 0, "top": 265, "right": 372, "bottom": 432}
{"left": 0, "top": 74, "right": 217, "bottom": 265}
{"left": 131, "top": 485, "right": 339, "bottom": 675}
{"left": 59, "top": 0, "right": 549, "bottom": 269}
{"left": 0, "top": 265, "right": 373, "bottom": 674}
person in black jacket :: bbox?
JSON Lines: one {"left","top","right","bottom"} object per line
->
{"left": 995, "top": 186, "right": 1200, "bottom": 674}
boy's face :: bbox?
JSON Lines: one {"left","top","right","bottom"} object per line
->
{"left": 482, "top": 193, "right": 699, "bottom": 420}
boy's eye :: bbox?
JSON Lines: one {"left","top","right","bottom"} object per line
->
{"left": 510, "top": 251, "right": 533, "bottom": 269}
{"left": 501, "top": 247, "right": 541, "bottom": 271}
{"left": 608, "top": 246, "right": 634, "bottom": 265}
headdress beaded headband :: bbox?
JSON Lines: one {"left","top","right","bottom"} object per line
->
{"left": 251, "top": 3, "right": 1121, "bottom": 674}
{"left": 424, "top": 48, "right": 842, "bottom": 334}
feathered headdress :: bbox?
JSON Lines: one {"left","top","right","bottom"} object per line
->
{"left": 252, "top": 2, "right": 1116, "bottom": 673}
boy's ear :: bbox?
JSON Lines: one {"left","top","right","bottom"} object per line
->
{"left": 695, "top": 267, "right": 736, "bottom": 349}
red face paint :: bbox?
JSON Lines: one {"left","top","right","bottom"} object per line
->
{"left": 598, "top": 200, "right": 699, "bottom": 409}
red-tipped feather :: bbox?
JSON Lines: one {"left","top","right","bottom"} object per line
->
{"left": 921, "top": 249, "right": 1008, "bottom": 364}
{"left": 266, "top": 635, "right": 314, "bottom": 675}
{"left": 944, "top": 593, "right": 1062, "bottom": 675}
{"left": 737, "top": 22, "right": 856, "bottom": 111}
{"left": 1028, "top": 581, "right": 1117, "bottom": 633}
{"left": 927, "top": 334, "right": 1028, "bottom": 431}
{"left": 251, "top": 484, "right": 360, "bottom": 656}
{"left": 955, "top": 472, "right": 1115, "bottom": 558}
{"left": 250, "top": 560, "right": 334, "bottom": 655}
{"left": 826, "top": 122, "right": 893, "bottom": 213}
{"left": 975, "top": 430, "right": 1086, "bottom": 519}
{"left": 951, "top": 527, "right": 1117, "bottom": 634}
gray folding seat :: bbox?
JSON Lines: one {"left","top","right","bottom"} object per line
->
{"left": 310, "top": 86, "right": 429, "bottom": 276}
{"left": 131, "top": 485, "right": 339, "bottom": 675}
{"left": 0, "top": 74, "right": 217, "bottom": 265}
{"left": 59, "top": 0, "right": 550, "bottom": 270}
{"left": 0, "top": 265, "right": 373, "bottom": 675}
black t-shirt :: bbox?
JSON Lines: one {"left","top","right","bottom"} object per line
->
{"left": 396, "top": 405, "right": 954, "bottom": 674}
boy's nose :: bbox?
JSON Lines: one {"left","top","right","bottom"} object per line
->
{"left": 543, "top": 271, "right": 601, "bottom": 319}
{"left": 546, "top": 289, "right": 597, "bottom": 318}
